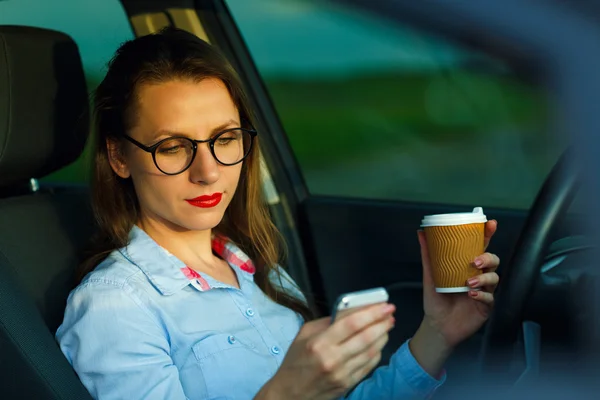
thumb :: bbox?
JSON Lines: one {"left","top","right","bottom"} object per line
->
{"left": 418, "top": 230, "right": 436, "bottom": 293}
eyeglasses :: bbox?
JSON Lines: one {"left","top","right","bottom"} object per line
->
{"left": 122, "top": 127, "right": 257, "bottom": 175}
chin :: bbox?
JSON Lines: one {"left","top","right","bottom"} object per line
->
{"left": 176, "top": 213, "right": 225, "bottom": 232}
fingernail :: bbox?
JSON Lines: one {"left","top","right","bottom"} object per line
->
{"left": 467, "top": 278, "right": 479, "bottom": 287}
{"left": 474, "top": 258, "right": 483, "bottom": 267}
{"left": 382, "top": 304, "right": 395, "bottom": 314}
{"left": 469, "top": 290, "right": 478, "bottom": 297}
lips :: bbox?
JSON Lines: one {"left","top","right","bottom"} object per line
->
{"left": 185, "top": 193, "right": 223, "bottom": 208}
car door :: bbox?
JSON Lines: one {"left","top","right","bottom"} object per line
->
{"left": 214, "top": 0, "right": 571, "bottom": 344}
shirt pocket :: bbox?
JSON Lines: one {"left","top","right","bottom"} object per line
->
{"left": 192, "top": 333, "right": 277, "bottom": 399}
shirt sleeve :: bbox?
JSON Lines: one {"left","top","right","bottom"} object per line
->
{"left": 55, "top": 280, "right": 189, "bottom": 400}
{"left": 344, "top": 340, "right": 446, "bottom": 400}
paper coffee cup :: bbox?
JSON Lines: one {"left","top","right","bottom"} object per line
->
{"left": 421, "top": 207, "right": 487, "bottom": 293}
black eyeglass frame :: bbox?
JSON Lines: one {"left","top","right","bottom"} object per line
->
{"left": 122, "top": 127, "right": 258, "bottom": 175}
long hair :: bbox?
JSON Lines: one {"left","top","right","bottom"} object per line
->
{"left": 79, "top": 27, "right": 313, "bottom": 321}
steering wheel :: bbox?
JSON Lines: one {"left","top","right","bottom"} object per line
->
{"left": 479, "top": 148, "right": 579, "bottom": 378}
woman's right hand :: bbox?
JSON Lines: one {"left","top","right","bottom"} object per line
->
{"left": 256, "top": 303, "right": 396, "bottom": 400}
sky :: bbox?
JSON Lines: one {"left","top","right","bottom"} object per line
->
{"left": 0, "top": 0, "right": 473, "bottom": 80}
{"left": 226, "top": 0, "right": 467, "bottom": 77}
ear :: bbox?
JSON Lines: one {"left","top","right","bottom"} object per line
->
{"left": 106, "top": 138, "right": 131, "bottom": 179}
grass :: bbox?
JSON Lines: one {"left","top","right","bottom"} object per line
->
{"left": 265, "top": 71, "right": 545, "bottom": 169}
{"left": 43, "top": 70, "right": 546, "bottom": 185}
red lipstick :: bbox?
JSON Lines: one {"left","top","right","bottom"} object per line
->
{"left": 185, "top": 193, "right": 222, "bottom": 208}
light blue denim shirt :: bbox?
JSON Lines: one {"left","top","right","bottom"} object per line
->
{"left": 56, "top": 226, "right": 444, "bottom": 399}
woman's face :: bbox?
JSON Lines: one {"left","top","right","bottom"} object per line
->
{"left": 109, "top": 78, "right": 243, "bottom": 232}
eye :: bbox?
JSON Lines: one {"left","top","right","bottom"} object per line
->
{"left": 158, "top": 145, "right": 183, "bottom": 154}
{"left": 216, "top": 137, "right": 236, "bottom": 146}
{"left": 156, "top": 138, "right": 191, "bottom": 155}
{"left": 214, "top": 130, "right": 243, "bottom": 146}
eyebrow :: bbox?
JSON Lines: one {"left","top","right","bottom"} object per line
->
{"left": 150, "top": 119, "right": 240, "bottom": 141}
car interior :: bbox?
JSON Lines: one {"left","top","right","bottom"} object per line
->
{"left": 0, "top": 25, "right": 97, "bottom": 398}
{"left": 1, "top": 0, "right": 599, "bottom": 399}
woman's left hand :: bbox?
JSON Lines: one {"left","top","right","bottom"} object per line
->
{"left": 418, "top": 219, "right": 500, "bottom": 349}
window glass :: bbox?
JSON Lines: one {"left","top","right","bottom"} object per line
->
{"left": 0, "top": 0, "right": 134, "bottom": 183}
{"left": 228, "top": 0, "right": 563, "bottom": 209}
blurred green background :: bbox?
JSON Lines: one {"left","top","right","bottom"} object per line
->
{"left": 0, "top": 0, "right": 560, "bottom": 209}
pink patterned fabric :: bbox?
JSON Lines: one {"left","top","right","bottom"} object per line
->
{"left": 211, "top": 235, "right": 256, "bottom": 274}
{"left": 179, "top": 235, "right": 255, "bottom": 290}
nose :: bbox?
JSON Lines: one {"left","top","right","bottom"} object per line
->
{"left": 188, "top": 143, "right": 219, "bottom": 185}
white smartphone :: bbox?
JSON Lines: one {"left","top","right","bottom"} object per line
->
{"left": 330, "top": 287, "right": 389, "bottom": 323}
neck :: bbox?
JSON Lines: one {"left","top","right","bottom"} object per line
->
{"left": 137, "top": 216, "right": 216, "bottom": 268}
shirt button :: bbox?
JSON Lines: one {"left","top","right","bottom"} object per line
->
{"left": 227, "top": 335, "right": 236, "bottom": 344}
{"left": 270, "top": 346, "right": 280, "bottom": 355}
{"left": 246, "top": 308, "right": 255, "bottom": 317}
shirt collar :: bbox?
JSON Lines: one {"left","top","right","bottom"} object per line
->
{"left": 119, "top": 225, "right": 256, "bottom": 295}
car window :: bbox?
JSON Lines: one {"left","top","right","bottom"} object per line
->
{"left": 0, "top": 0, "right": 134, "bottom": 184}
{"left": 227, "top": 0, "right": 564, "bottom": 210}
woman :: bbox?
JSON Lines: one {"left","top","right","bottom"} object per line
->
{"left": 56, "top": 28, "right": 500, "bottom": 400}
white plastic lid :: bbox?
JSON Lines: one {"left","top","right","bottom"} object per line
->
{"left": 421, "top": 207, "right": 487, "bottom": 227}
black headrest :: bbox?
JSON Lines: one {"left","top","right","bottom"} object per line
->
{"left": 0, "top": 26, "right": 89, "bottom": 187}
